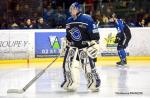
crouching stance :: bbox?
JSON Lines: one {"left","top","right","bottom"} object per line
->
{"left": 61, "top": 2, "right": 101, "bottom": 92}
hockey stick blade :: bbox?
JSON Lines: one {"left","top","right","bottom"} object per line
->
{"left": 7, "top": 89, "right": 25, "bottom": 94}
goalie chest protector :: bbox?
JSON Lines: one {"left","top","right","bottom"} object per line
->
{"left": 66, "top": 13, "right": 99, "bottom": 48}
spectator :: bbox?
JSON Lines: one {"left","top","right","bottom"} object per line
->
{"left": 23, "top": 18, "right": 34, "bottom": 29}
{"left": 43, "top": 3, "right": 55, "bottom": 21}
{"left": 85, "top": 0, "right": 94, "bottom": 15}
{"left": 0, "top": 22, "right": 7, "bottom": 29}
{"left": 35, "top": 17, "right": 50, "bottom": 29}
{"left": 55, "top": 6, "right": 66, "bottom": 28}
{"left": 140, "top": 19, "right": 145, "bottom": 27}
{"left": 136, "top": 19, "right": 145, "bottom": 27}
{"left": 148, "top": 22, "right": 150, "bottom": 27}
{"left": 32, "top": 18, "right": 38, "bottom": 28}
{"left": 9, "top": 19, "right": 20, "bottom": 29}
{"left": 143, "top": 14, "right": 150, "bottom": 27}
{"left": 10, "top": 23, "right": 19, "bottom": 29}
{"left": 43, "top": 3, "right": 56, "bottom": 27}
{"left": 21, "top": 4, "right": 32, "bottom": 18}
{"left": 93, "top": 10, "right": 102, "bottom": 28}
{"left": 102, "top": 14, "right": 109, "bottom": 24}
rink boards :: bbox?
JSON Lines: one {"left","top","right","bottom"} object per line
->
{"left": 0, "top": 28, "right": 150, "bottom": 60}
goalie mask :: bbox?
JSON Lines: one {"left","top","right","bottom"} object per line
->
{"left": 69, "top": 2, "right": 82, "bottom": 14}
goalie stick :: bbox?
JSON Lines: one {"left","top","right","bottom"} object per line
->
{"left": 7, "top": 55, "right": 60, "bottom": 94}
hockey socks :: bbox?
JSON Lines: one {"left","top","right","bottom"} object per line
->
{"left": 117, "top": 49, "right": 127, "bottom": 65}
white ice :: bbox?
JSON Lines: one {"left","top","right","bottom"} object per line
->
{"left": 0, "top": 62, "right": 150, "bottom": 98}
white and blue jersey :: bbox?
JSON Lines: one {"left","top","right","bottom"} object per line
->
{"left": 66, "top": 13, "right": 100, "bottom": 48}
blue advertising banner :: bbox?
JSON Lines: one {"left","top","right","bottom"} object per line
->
{"left": 35, "top": 32, "right": 66, "bottom": 58}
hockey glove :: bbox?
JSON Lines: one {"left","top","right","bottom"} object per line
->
{"left": 114, "top": 34, "right": 120, "bottom": 43}
{"left": 87, "top": 41, "right": 99, "bottom": 59}
{"left": 114, "top": 33, "right": 123, "bottom": 43}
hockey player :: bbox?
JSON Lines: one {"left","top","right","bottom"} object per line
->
{"left": 61, "top": 2, "right": 101, "bottom": 92}
{"left": 112, "top": 13, "right": 131, "bottom": 66}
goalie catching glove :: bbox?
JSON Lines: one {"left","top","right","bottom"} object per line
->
{"left": 87, "top": 40, "right": 99, "bottom": 59}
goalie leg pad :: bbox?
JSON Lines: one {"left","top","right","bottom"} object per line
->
{"left": 78, "top": 48, "right": 101, "bottom": 91}
{"left": 61, "top": 47, "right": 80, "bottom": 91}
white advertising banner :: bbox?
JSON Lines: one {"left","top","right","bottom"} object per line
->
{"left": 99, "top": 27, "right": 150, "bottom": 56}
{"left": 128, "top": 28, "right": 150, "bottom": 56}
{"left": 0, "top": 30, "right": 34, "bottom": 59}
{"left": 98, "top": 28, "right": 118, "bottom": 56}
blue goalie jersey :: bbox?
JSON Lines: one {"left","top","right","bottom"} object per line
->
{"left": 66, "top": 13, "right": 100, "bottom": 48}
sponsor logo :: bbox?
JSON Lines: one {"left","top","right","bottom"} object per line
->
{"left": 104, "top": 33, "right": 116, "bottom": 47}
{"left": 49, "top": 36, "right": 61, "bottom": 49}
